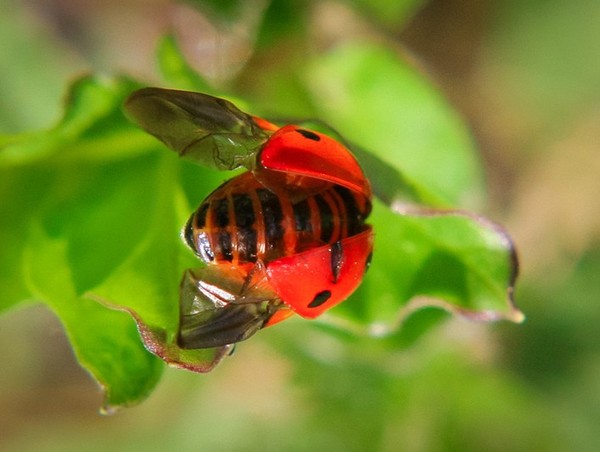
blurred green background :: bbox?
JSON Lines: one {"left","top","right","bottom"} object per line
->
{"left": 1, "top": 0, "right": 599, "bottom": 450}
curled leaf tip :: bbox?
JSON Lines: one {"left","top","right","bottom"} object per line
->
{"left": 507, "top": 307, "right": 526, "bottom": 324}
{"left": 100, "top": 401, "right": 121, "bottom": 416}
{"left": 399, "top": 295, "right": 523, "bottom": 327}
{"left": 387, "top": 203, "right": 523, "bottom": 324}
{"left": 126, "top": 308, "right": 231, "bottom": 373}
{"left": 505, "top": 283, "right": 525, "bottom": 324}
{"left": 87, "top": 293, "right": 230, "bottom": 373}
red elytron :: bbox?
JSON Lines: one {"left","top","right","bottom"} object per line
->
{"left": 125, "top": 88, "right": 373, "bottom": 351}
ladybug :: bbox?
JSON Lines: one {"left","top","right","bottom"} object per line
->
{"left": 125, "top": 88, "right": 373, "bottom": 352}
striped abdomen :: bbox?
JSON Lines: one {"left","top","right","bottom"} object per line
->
{"left": 184, "top": 171, "right": 371, "bottom": 265}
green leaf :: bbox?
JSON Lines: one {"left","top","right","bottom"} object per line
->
{"left": 306, "top": 42, "right": 485, "bottom": 208}
{"left": 0, "top": 75, "right": 147, "bottom": 313}
{"left": 324, "top": 200, "right": 522, "bottom": 338}
{"left": 23, "top": 226, "right": 162, "bottom": 413}
{"left": 0, "top": 167, "right": 37, "bottom": 311}
{"left": 0, "top": 75, "right": 179, "bottom": 408}
{"left": 0, "top": 75, "right": 150, "bottom": 167}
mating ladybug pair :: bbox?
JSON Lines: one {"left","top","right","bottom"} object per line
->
{"left": 125, "top": 88, "right": 373, "bottom": 352}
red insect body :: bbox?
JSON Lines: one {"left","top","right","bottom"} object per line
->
{"left": 125, "top": 88, "right": 374, "bottom": 352}
{"left": 266, "top": 227, "right": 373, "bottom": 319}
{"left": 258, "top": 125, "right": 372, "bottom": 199}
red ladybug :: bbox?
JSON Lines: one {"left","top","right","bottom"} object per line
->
{"left": 125, "top": 88, "right": 373, "bottom": 351}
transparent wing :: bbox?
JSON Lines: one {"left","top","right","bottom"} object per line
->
{"left": 177, "top": 265, "right": 283, "bottom": 349}
{"left": 124, "top": 88, "right": 272, "bottom": 171}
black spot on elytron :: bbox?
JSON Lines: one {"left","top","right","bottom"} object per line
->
{"left": 365, "top": 251, "right": 373, "bottom": 272}
{"left": 236, "top": 228, "right": 258, "bottom": 263}
{"left": 293, "top": 198, "right": 312, "bottom": 234}
{"left": 296, "top": 129, "right": 321, "bottom": 141}
{"left": 315, "top": 194, "right": 334, "bottom": 242}
{"left": 308, "top": 290, "right": 332, "bottom": 308}
{"left": 233, "top": 194, "right": 255, "bottom": 228}
{"left": 217, "top": 231, "right": 233, "bottom": 261}
{"left": 214, "top": 198, "right": 229, "bottom": 228}
{"left": 195, "top": 203, "right": 209, "bottom": 229}
{"left": 331, "top": 241, "right": 343, "bottom": 283}
{"left": 257, "top": 188, "right": 284, "bottom": 250}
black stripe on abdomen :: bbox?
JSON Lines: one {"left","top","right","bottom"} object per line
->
{"left": 216, "top": 230, "right": 233, "bottom": 262}
{"left": 233, "top": 194, "right": 255, "bottom": 228}
{"left": 293, "top": 198, "right": 312, "bottom": 234}
{"left": 236, "top": 228, "right": 258, "bottom": 262}
{"left": 257, "top": 188, "right": 284, "bottom": 253}
{"left": 314, "top": 194, "right": 334, "bottom": 243}
{"left": 195, "top": 203, "right": 209, "bottom": 228}
{"left": 232, "top": 193, "right": 258, "bottom": 262}
{"left": 214, "top": 198, "right": 229, "bottom": 228}
{"left": 333, "top": 185, "right": 363, "bottom": 235}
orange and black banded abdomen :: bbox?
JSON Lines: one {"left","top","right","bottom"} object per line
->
{"left": 184, "top": 171, "right": 371, "bottom": 265}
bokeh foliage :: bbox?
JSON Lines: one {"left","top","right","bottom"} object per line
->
{"left": 2, "top": 0, "right": 599, "bottom": 450}
{"left": 1, "top": 0, "right": 519, "bottom": 411}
